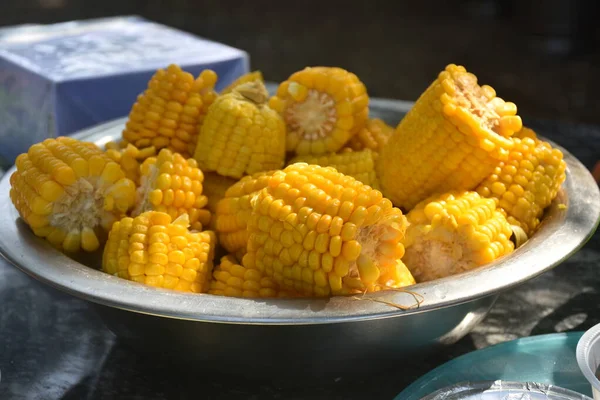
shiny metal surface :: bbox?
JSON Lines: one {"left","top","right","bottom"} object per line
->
{"left": 0, "top": 98, "right": 598, "bottom": 379}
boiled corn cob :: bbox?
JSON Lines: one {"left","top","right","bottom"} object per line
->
{"left": 193, "top": 81, "right": 286, "bottom": 179}
{"left": 202, "top": 172, "right": 238, "bottom": 214}
{"left": 289, "top": 148, "right": 379, "bottom": 189}
{"left": 377, "top": 64, "right": 522, "bottom": 210}
{"left": 269, "top": 66, "right": 369, "bottom": 155}
{"left": 105, "top": 141, "right": 156, "bottom": 185}
{"left": 9, "top": 137, "right": 136, "bottom": 252}
{"left": 221, "top": 70, "right": 264, "bottom": 95}
{"left": 122, "top": 64, "right": 217, "bottom": 158}
{"left": 214, "top": 171, "right": 274, "bottom": 255}
{"left": 347, "top": 118, "right": 395, "bottom": 154}
{"left": 209, "top": 254, "right": 298, "bottom": 298}
{"left": 102, "top": 211, "right": 216, "bottom": 293}
{"left": 402, "top": 191, "right": 515, "bottom": 282}
{"left": 476, "top": 127, "right": 566, "bottom": 235}
{"left": 241, "top": 163, "right": 415, "bottom": 296}
{"left": 135, "top": 149, "right": 210, "bottom": 231}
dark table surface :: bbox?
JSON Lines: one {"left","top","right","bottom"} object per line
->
{"left": 0, "top": 117, "right": 599, "bottom": 400}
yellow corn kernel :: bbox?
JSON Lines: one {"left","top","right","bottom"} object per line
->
{"left": 377, "top": 64, "right": 522, "bottom": 210}
{"left": 9, "top": 137, "right": 136, "bottom": 253}
{"left": 104, "top": 141, "right": 157, "bottom": 185}
{"left": 194, "top": 81, "right": 286, "bottom": 179}
{"left": 347, "top": 118, "right": 395, "bottom": 154}
{"left": 402, "top": 190, "right": 515, "bottom": 282}
{"left": 289, "top": 148, "right": 379, "bottom": 189}
{"left": 121, "top": 65, "right": 217, "bottom": 158}
{"left": 102, "top": 212, "right": 216, "bottom": 292}
{"left": 220, "top": 70, "right": 264, "bottom": 95}
{"left": 214, "top": 171, "right": 275, "bottom": 255}
{"left": 134, "top": 149, "right": 210, "bottom": 231}
{"left": 269, "top": 66, "right": 369, "bottom": 155}
{"left": 241, "top": 163, "right": 415, "bottom": 296}
{"left": 476, "top": 127, "right": 567, "bottom": 235}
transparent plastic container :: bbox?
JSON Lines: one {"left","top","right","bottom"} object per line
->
{"left": 577, "top": 323, "right": 600, "bottom": 399}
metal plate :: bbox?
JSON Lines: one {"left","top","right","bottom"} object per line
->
{"left": 420, "top": 381, "right": 592, "bottom": 400}
{"left": 0, "top": 98, "right": 598, "bottom": 325}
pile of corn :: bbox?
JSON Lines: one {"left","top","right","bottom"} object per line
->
{"left": 8, "top": 63, "right": 567, "bottom": 302}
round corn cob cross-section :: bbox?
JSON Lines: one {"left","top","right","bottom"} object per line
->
{"left": 209, "top": 254, "right": 299, "bottom": 298}
{"left": 193, "top": 81, "right": 286, "bottom": 179}
{"left": 102, "top": 211, "right": 216, "bottom": 293}
{"left": 402, "top": 190, "right": 515, "bottom": 282}
{"left": 377, "top": 64, "right": 523, "bottom": 211}
{"left": 134, "top": 149, "right": 210, "bottom": 231}
{"left": 347, "top": 118, "right": 395, "bottom": 154}
{"left": 476, "top": 127, "right": 566, "bottom": 235}
{"left": 220, "top": 70, "right": 264, "bottom": 95}
{"left": 269, "top": 66, "right": 369, "bottom": 155}
{"left": 104, "top": 141, "right": 157, "bottom": 185}
{"left": 241, "top": 163, "right": 415, "bottom": 297}
{"left": 9, "top": 137, "right": 136, "bottom": 252}
{"left": 289, "top": 148, "right": 380, "bottom": 189}
{"left": 121, "top": 64, "right": 217, "bottom": 158}
{"left": 214, "top": 171, "right": 275, "bottom": 255}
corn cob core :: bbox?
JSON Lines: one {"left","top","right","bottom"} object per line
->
{"left": 402, "top": 191, "right": 515, "bottom": 282}
{"left": 102, "top": 211, "right": 216, "bottom": 293}
{"left": 269, "top": 66, "right": 369, "bottom": 155}
{"left": 377, "top": 64, "right": 522, "bottom": 210}
{"left": 134, "top": 149, "right": 210, "bottom": 231}
{"left": 105, "top": 141, "right": 157, "bottom": 185}
{"left": 214, "top": 171, "right": 274, "bottom": 255}
{"left": 221, "top": 70, "right": 264, "bottom": 95}
{"left": 122, "top": 64, "right": 217, "bottom": 158}
{"left": 347, "top": 118, "right": 395, "bottom": 154}
{"left": 9, "top": 137, "right": 136, "bottom": 252}
{"left": 289, "top": 149, "right": 379, "bottom": 189}
{"left": 193, "top": 81, "right": 286, "bottom": 179}
{"left": 209, "top": 254, "right": 299, "bottom": 298}
{"left": 241, "top": 163, "right": 414, "bottom": 296}
{"left": 476, "top": 127, "right": 566, "bottom": 235}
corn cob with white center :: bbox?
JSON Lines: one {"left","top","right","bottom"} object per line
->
{"left": 221, "top": 70, "right": 264, "bottom": 95}
{"left": 9, "top": 137, "right": 136, "bottom": 252}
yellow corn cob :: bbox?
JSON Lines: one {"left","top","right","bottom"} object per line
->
{"left": 476, "top": 127, "right": 566, "bottom": 235}
{"left": 208, "top": 254, "right": 299, "bottom": 298}
{"left": 377, "top": 64, "right": 522, "bottom": 210}
{"left": 193, "top": 81, "right": 286, "bottom": 179}
{"left": 347, "top": 118, "right": 395, "bottom": 153}
{"left": 122, "top": 64, "right": 217, "bottom": 158}
{"left": 269, "top": 66, "right": 369, "bottom": 155}
{"left": 221, "top": 70, "right": 264, "bottom": 95}
{"left": 202, "top": 172, "right": 237, "bottom": 214}
{"left": 9, "top": 137, "right": 136, "bottom": 252}
{"left": 241, "top": 163, "right": 415, "bottom": 296}
{"left": 214, "top": 171, "right": 274, "bottom": 255}
{"left": 134, "top": 149, "right": 210, "bottom": 231}
{"left": 102, "top": 211, "right": 216, "bottom": 293}
{"left": 105, "top": 141, "right": 157, "bottom": 185}
{"left": 402, "top": 191, "right": 515, "bottom": 282}
{"left": 289, "top": 148, "right": 379, "bottom": 189}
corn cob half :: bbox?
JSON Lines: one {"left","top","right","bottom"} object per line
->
{"left": 377, "top": 64, "right": 522, "bottom": 210}
{"left": 269, "top": 66, "right": 369, "bottom": 155}
{"left": 402, "top": 191, "right": 515, "bottom": 282}
{"left": 221, "top": 70, "right": 264, "bottom": 95}
{"left": 102, "top": 211, "right": 216, "bottom": 293}
{"left": 193, "top": 81, "right": 286, "bottom": 179}
{"left": 241, "top": 163, "right": 415, "bottom": 296}
{"left": 476, "top": 127, "right": 566, "bottom": 235}
{"left": 104, "top": 141, "right": 157, "bottom": 185}
{"left": 347, "top": 118, "right": 395, "bottom": 154}
{"left": 9, "top": 137, "right": 136, "bottom": 252}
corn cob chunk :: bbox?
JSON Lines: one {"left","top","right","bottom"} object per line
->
{"left": 269, "top": 66, "right": 369, "bottom": 155}
{"left": 476, "top": 127, "right": 566, "bottom": 235}
{"left": 221, "top": 70, "right": 264, "bottom": 95}
{"left": 289, "top": 148, "right": 379, "bottom": 189}
{"left": 9, "top": 137, "right": 136, "bottom": 252}
{"left": 214, "top": 171, "right": 275, "bottom": 255}
{"left": 241, "top": 163, "right": 415, "bottom": 296}
{"left": 347, "top": 118, "right": 395, "bottom": 154}
{"left": 202, "top": 172, "right": 238, "bottom": 214}
{"left": 135, "top": 149, "right": 210, "bottom": 231}
{"left": 122, "top": 64, "right": 217, "bottom": 158}
{"left": 209, "top": 254, "right": 299, "bottom": 298}
{"left": 402, "top": 191, "right": 515, "bottom": 282}
{"left": 194, "top": 81, "right": 286, "bottom": 179}
{"left": 377, "top": 64, "right": 522, "bottom": 210}
{"left": 102, "top": 211, "right": 216, "bottom": 293}
{"left": 105, "top": 141, "right": 157, "bottom": 185}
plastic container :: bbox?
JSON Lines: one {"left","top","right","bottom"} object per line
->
{"left": 577, "top": 323, "right": 600, "bottom": 399}
{"left": 421, "top": 381, "right": 591, "bottom": 400}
